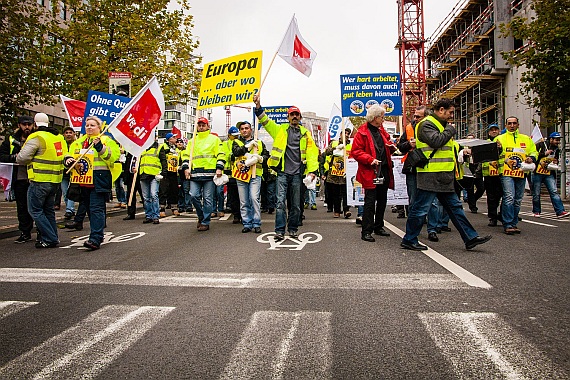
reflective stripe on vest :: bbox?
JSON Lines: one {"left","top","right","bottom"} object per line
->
{"left": 140, "top": 147, "right": 161, "bottom": 175}
{"left": 415, "top": 115, "right": 455, "bottom": 173}
{"left": 26, "top": 131, "right": 65, "bottom": 183}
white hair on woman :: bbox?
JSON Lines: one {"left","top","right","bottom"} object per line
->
{"left": 365, "top": 104, "right": 386, "bottom": 123}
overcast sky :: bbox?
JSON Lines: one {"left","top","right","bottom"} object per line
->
{"left": 183, "top": 0, "right": 460, "bottom": 134}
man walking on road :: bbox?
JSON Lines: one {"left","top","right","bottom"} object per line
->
{"left": 0, "top": 115, "right": 35, "bottom": 243}
{"left": 16, "top": 113, "right": 65, "bottom": 248}
{"left": 401, "top": 98, "right": 491, "bottom": 251}
{"left": 253, "top": 94, "right": 319, "bottom": 241}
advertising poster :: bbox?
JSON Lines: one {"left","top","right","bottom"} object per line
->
{"left": 340, "top": 73, "right": 402, "bottom": 117}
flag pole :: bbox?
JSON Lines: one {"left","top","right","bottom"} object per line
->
{"left": 185, "top": 124, "right": 198, "bottom": 180}
{"left": 65, "top": 121, "right": 110, "bottom": 174}
{"left": 127, "top": 156, "right": 140, "bottom": 208}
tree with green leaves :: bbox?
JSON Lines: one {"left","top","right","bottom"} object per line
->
{"left": 1, "top": 0, "right": 201, "bottom": 133}
{"left": 501, "top": 0, "right": 570, "bottom": 129}
{"left": 0, "top": 0, "right": 62, "bottom": 130}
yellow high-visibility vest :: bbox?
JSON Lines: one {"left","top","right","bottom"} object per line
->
{"left": 25, "top": 131, "right": 65, "bottom": 183}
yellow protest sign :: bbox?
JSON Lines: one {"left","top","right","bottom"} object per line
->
{"left": 502, "top": 150, "right": 525, "bottom": 178}
{"left": 329, "top": 156, "right": 346, "bottom": 177}
{"left": 70, "top": 149, "right": 94, "bottom": 185}
{"left": 232, "top": 156, "right": 253, "bottom": 183}
{"left": 197, "top": 51, "right": 262, "bottom": 110}
{"left": 166, "top": 153, "right": 178, "bottom": 172}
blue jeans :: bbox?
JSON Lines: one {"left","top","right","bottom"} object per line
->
{"left": 27, "top": 182, "right": 59, "bottom": 244}
{"left": 500, "top": 175, "right": 526, "bottom": 229}
{"left": 276, "top": 172, "right": 301, "bottom": 233}
{"left": 114, "top": 177, "right": 126, "bottom": 203}
{"left": 531, "top": 173, "right": 565, "bottom": 215}
{"left": 81, "top": 187, "right": 107, "bottom": 245}
{"left": 304, "top": 188, "right": 316, "bottom": 205}
{"left": 60, "top": 177, "right": 75, "bottom": 214}
{"left": 266, "top": 180, "right": 276, "bottom": 210}
{"left": 427, "top": 198, "right": 449, "bottom": 233}
{"left": 214, "top": 184, "right": 225, "bottom": 213}
{"left": 190, "top": 179, "right": 215, "bottom": 225}
{"left": 405, "top": 173, "right": 418, "bottom": 206}
{"left": 237, "top": 176, "right": 262, "bottom": 228}
{"left": 403, "top": 189, "right": 478, "bottom": 245}
{"left": 141, "top": 177, "right": 160, "bottom": 220}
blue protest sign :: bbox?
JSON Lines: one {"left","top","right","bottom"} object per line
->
{"left": 81, "top": 91, "right": 131, "bottom": 134}
{"left": 340, "top": 73, "right": 402, "bottom": 117}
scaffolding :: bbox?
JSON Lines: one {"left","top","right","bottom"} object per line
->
{"left": 425, "top": 0, "right": 508, "bottom": 138}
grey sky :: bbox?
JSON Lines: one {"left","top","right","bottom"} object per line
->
{"left": 183, "top": 0, "right": 460, "bottom": 133}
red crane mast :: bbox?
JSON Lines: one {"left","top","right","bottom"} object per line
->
{"left": 397, "top": 0, "right": 426, "bottom": 127}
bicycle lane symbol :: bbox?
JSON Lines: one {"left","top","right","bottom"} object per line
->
{"left": 60, "top": 232, "right": 146, "bottom": 250}
{"left": 256, "top": 232, "right": 322, "bottom": 250}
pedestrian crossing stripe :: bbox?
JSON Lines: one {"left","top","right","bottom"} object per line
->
{"left": 0, "top": 301, "right": 38, "bottom": 319}
{"left": 0, "top": 304, "right": 174, "bottom": 379}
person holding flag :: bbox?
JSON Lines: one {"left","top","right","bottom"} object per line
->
{"left": 64, "top": 116, "right": 120, "bottom": 250}
{"left": 253, "top": 94, "right": 319, "bottom": 241}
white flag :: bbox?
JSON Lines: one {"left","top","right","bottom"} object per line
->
{"left": 108, "top": 77, "right": 165, "bottom": 157}
{"left": 530, "top": 124, "right": 543, "bottom": 144}
{"left": 277, "top": 15, "right": 317, "bottom": 77}
{"left": 327, "top": 104, "right": 343, "bottom": 141}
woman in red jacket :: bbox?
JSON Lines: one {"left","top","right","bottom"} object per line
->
{"left": 351, "top": 104, "right": 396, "bottom": 242}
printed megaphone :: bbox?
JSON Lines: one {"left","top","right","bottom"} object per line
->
{"left": 213, "top": 174, "right": 229, "bottom": 186}
{"left": 520, "top": 162, "right": 536, "bottom": 172}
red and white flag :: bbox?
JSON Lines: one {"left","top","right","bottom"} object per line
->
{"left": 108, "top": 76, "right": 165, "bottom": 157}
{"left": 277, "top": 15, "right": 317, "bottom": 77}
{"left": 172, "top": 125, "right": 182, "bottom": 139}
{"left": 530, "top": 123, "right": 544, "bottom": 144}
{"left": 60, "top": 95, "right": 86, "bottom": 132}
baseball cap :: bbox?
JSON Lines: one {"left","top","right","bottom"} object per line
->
{"left": 228, "top": 126, "right": 240, "bottom": 136}
{"left": 236, "top": 121, "right": 251, "bottom": 130}
{"left": 487, "top": 123, "right": 499, "bottom": 130}
{"left": 62, "top": 125, "right": 75, "bottom": 133}
{"left": 197, "top": 117, "right": 209, "bottom": 125}
{"left": 18, "top": 115, "right": 34, "bottom": 124}
{"left": 34, "top": 113, "right": 49, "bottom": 127}
{"left": 549, "top": 131, "right": 561, "bottom": 139}
{"left": 287, "top": 106, "right": 301, "bottom": 115}
{"left": 165, "top": 132, "right": 175, "bottom": 140}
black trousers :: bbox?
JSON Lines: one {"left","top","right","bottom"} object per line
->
{"left": 484, "top": 175, "right": 502, "bottom": 221}
{"left": 327, "top": 182, "right": 348, "bottom": 213}
{"left": 361, "top": 181, "right": 389, "bottom": 235}
{"left": 124, "top": 174, "right": 143, "bottom": 217}
{"left": 226, "top": 179, "right": 240, "bottom": 218}
{"left": 13, "top": 179, "right": 33, "bottom": 235}
{"left": 159, "top": 173, "right": 179, "bottom": 208}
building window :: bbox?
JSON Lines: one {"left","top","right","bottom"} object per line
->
{"left": 59, "top": 1, "right": 67, "bottom": 19}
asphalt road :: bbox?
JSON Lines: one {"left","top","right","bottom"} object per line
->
{"left": 0, "top": 196, "right": 569, "bottom": 379}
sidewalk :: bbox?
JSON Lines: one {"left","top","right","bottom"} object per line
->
{"left": 0, "top": 198, "right": 128, "bottom": 240}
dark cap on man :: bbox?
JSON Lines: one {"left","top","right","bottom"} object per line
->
{"left": 63, "top": 126, "right": 75, "bottom": 133}
{"left": 18, "top": 115, "right": 34, "bottom": 124}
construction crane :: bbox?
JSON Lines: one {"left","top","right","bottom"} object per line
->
{"left": 225, "top": 104, "right": 252, "bottom": 134}
{"left": 396, "top": 0, "right": 426, "bottom": 127}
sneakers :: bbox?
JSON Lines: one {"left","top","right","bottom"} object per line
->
{"left": 274, "top": 232, "right": 285, "bottom": 241}
{"left": 254, "top": 227, "right": 262, "bottom": 233}
{"left": 533, "top": 213, "right": 541, "bottom": 217}
{"left": 344, "top": 211, "right": 352, "bottom": 218}
{"left": 557, "top": 211, "right": 569, "bottom": 218}
{"left": 35, "top": 241, "right": 58, "bottom": 249}
{"left": 15, "top": 233, "right": 32, "bottom": 244}
{"left": 83, "top": 240, "right": 100, "bottom": 251}
{"left": 304, "top": 203, "right": 309, "bottom": 209}
{"left": 288, "top": 231, "right": 298, "bottom": 238}
{"left": 310, "top": 204, "right": 317, "bottom": 210}
{"left": 64, "top": 221, "right": 83, "bottom": 231}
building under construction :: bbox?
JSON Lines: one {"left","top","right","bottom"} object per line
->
{"left": 425, "top": 0, "right": 537, "bottom": 137}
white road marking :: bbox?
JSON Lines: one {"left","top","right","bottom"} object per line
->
{"left": 418, "top": 312, "right": 568, "bottom": 379}
{"left": 0, "top": 304, "right": 174, "bottom": 379}
{"left": 0, "top": 268, "right": 472, "bottom": 290}
{"left": 0, "top": 301, "right": 38, "bottom": 319}
{"left": 219, "top": 311, "right": 332, "bottom": 380}
{"left": 384, "top": 221, "right": 492, "bottom": 289}
{"left": 483, "top": 212, "right": 558, "bottom": 227}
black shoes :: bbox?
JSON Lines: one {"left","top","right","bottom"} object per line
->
{"left": 428, "top": 232, "right": 439, "bottom": 242}
{"left": 152, "top": 219, "right": 160, "bottom": 224}
{"left": 267, "top": 208, "right": 274, "bottom": 214}
{"left": 64, "top": 221, "right": 83, "bottom": 230}
{"left": 400, "top": 241, "right": 428, "bottom": 251}
{"left": 83, "top": 240, "right": 100, "bottom": 251}
{"left": 143, "top": 218, "right": 153, "bottom": 224}
{"left": 232, "top": 217, "right": 242, "bottom": 224}
{"left": 242, "top": 227, "right": 252, "bottom": 233}
{"left": 254, "top": 227, "right": 262, "bottom": 233}
{"left": 123, "top": 215, "right": 135, "bottom": 220}
{"left": 64, "top": 211, "right": 75, "bottom": 220}
{"left": 361, "top": 233, "right": 375, "bottom": 242}
{"left": 15, "top": 233, "right": 32, "bottom": 244}
{"left": 488, "top": 219, "right": 497, "bottom": 227}
{"left": 373, "top": 228, "right": 390, "bottom": 237}
{"left": 465, "top": 235, "right": 492, "bottom": 250}
{"left": 35, "top": 241, "right": 58, "bottom": 249}
{"left": 274, "top": 233, "right": 285, "bottom": 241}
{"left": 289, "top": 231, "right": 298, "bottom": 238}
